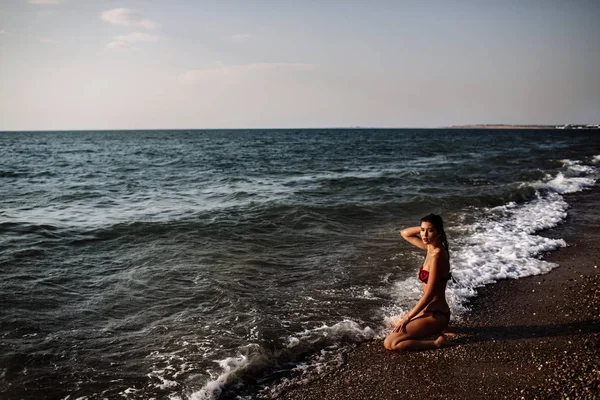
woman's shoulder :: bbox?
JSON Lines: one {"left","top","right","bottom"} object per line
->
{"left": 429, "top": 247, "right": 443, "bottom": 257}
{"left": 430, "top": 247, "right": 450, "bottom": 264}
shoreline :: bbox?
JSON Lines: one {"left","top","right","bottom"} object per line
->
{"left": 277, "top": 186, "right": 600, "bottom": 399}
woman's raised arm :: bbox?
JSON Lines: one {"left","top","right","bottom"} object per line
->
{"left": 400, "top": 226, "right": 427, "bottom": 250}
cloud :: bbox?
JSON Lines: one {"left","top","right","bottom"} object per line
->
{"left": 179, "top": 63, "right": 316, "bottom": 84}
{"left": 107, "top": 41, "right": 134, "bottom": 50}
{"left": 100, "top": 8, "right": 158, "bottom": 30}
{"left": 106, "top": 31, "right": 161, "bottom": 50}
{"left": 231, "top": 33, "right": 251, "bottom": 41}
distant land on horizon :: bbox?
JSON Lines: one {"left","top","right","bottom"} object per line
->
{"left": 446, "top": 124, "right": 599, "bottom": 129}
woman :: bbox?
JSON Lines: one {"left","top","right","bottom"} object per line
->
{"left": 383, "top": 214, "right": 453, "bottom": 351}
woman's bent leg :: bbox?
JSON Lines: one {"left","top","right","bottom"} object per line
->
{"left": 383, "top": 314, "right": 448, "bottom": 351}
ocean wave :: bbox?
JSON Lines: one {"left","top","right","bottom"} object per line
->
{"left": 535, "top": 159, "right": 597, "bottom": 194}
{"left": 0, "top": 221, "right": 59, "bottom": 235}
{"left": 189, "top": 320, "right": 376, "bottom": 400}
{"left": 446, "top": 192, "right": 568, "bottom": 314}
{"left": 69, "top": 202, "right": 382, "bottom": 244}
{"left": 189, "top": 355, "right": 251, "bottom": 400}
{"left": 543, "top": 172, "right": 596, "bottom": 194}
{"left": 441, "top": 160, "right": 596, "bottom": 315}
{"left": 0, "top": 169, "right": 29, "bottom": 178}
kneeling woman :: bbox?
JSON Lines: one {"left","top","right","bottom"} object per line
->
{"left": 384, "top": 214, "right": 453, "bottom": 351}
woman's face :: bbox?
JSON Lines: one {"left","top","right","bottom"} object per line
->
{"left": 420, "top": 221, "right": 439, "bottom": 245}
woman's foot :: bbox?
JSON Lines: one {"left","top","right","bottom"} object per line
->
{"left": 442, "top": 326, "right": 457, "bottom": 337}
{"left": 434, "top": 335, "right": 456, "bottom": 348}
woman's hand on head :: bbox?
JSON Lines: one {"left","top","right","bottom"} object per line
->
{"left": 400, "top": 226, "right": 428, "bottom": 250}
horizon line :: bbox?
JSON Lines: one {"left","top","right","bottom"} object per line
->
{"left": 2, "top": 124, "right": 598, "bottom": 133}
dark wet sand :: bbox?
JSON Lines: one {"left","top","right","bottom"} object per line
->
{"left": 279, "top": 186, "right": 600, "bottom": 400}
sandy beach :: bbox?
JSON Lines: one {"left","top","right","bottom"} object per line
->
{"left": 279, "top": 186, "right": 600, "bottom": 400}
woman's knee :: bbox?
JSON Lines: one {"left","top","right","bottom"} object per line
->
{"left": 383, "top": 335, "right": 393, "bottom": 350}
{"left": 383, "top": 334, "right": 401, "bottom": 350}
{"left": 383, "top": 335, "right": 411, "bottom": 351}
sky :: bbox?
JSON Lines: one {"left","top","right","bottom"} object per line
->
{"left": 0, "top": 0, "right": 599, "bottom": 130}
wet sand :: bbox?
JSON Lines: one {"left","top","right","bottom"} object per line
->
{"left": 278, "top": 186, "right": 600, "bottom": 400}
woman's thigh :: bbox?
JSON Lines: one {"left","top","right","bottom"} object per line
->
{"left": 403, "top": 313, "right": 447, "bottom": 339}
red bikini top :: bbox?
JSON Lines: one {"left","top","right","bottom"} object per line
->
{"left": 418, "top": 266, "right": 452, "bottom": 284}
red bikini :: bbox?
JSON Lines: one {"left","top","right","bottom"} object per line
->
{"left": 418, "top": 266, "right": 452, "bottom": 284}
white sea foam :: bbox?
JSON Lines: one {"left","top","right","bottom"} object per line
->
{"left": 442, "top": 190, "right": 570, "bottom": 314}
{"left": 592, "top": 155, "right": 600, "bottom": 164}
{"left": 287, "top": 319, "right": 377, "bottom": 346}
{"left": 190, "top": 355, "right": 251, "bottom": 400}
{"left": 560, "top": 159, "right": 595, "bottom": 173}
{"left": 381, "top": 278, "right": 422, "bottom": 329}
{"left": 541, "top": 172, "right": 596, "bottom": 194}
{"left": 454, "top": 162, "right": 596, "bottom": 303}
{"left": 535, "top": 159, "right": 598, "bottom": 194}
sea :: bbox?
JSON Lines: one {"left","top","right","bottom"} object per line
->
{"left": 1, "top": 129, "right": 599, "bottom": 399}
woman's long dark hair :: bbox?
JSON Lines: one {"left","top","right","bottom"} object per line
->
{"left": 421, "top": 213, "right": 449, "bottom": 256}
